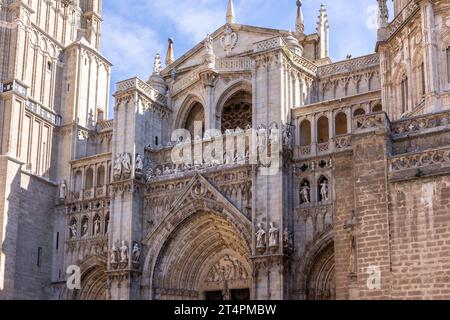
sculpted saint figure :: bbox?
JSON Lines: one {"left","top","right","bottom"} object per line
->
{"left": 300, "top": 183, "right": 311, "bottom": 204}
{"left": 111, "top": 244, "right": 119, "bottom": 264}
{"left": 256, "top": 224, "right": 266, "bottom": 248}
{"left": 120, "top": 241, "right": 129, "bottom": 263}
{"left": 320, "top": 179, "right": 329, "bottom": 202}
{"left": 269, "top": 222, "right": 279, "bottom": 247}
{"left": 132, "top": 243, "right": 141, "bottom": 264}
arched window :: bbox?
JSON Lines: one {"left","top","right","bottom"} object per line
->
{"left": 85, "top": 168, "right": 94, "bottom": 189}
{"left": 300, "top": 120, "right": 312, "bottom": 146}
{"left": 317, "top": 117, "right": 329, "bottom": 143}
{"left": 353, "top": 108, "right": 365, "bottom": 117}
{"left": 184, "top": 102, "right": 205, "bottom": 139}
{"left": 420, "top": 62, "right": 425, "bottom": 96}
{"left": 401, "top": 74, "right": 409, "bottom": 113}
{"left": 74, "top": 171, "right": 82, "bottom": 192}
{"left": 97, "top": 166, "right": 105, "bottom": 187}
{"left": 372, "top": 104, "right": 382, "bottom": 113}
{"left": 221, "top": 90, "right": 252, "bottom": 132}
{"left": 104, "top": 212, "right": 110, "bottom": 234}
{"left": 447, "top": 47, "right": 450, "bottom": 83}
{"left": 335, "top": 113, "right": 348, "bottom": 136}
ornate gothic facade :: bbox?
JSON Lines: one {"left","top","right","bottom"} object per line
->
{"left": 1, "top": 0, "right": 450, "bottom": 300}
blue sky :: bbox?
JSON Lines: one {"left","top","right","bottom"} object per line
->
{"left": 101, "top": 0, "right": 393, "bottom": 115}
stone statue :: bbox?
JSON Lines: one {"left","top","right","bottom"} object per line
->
{"left": 320, "top": 179, "right": 329, "bottom": 202}
{"left": 69, "top": 221, "right": 77, "bottom": 239}
{"left": 93, "top": 217, "right": 101, "bottom": 236}
{"left": 283, "top": 228, "right": 294, "bottom": 251}
{"left": 255, "top": 224, "right": 266, "bottom": 248}
{"left": 300, "top": 183, "right": 311, "bottom": 204}
{"left": 121, "top": 153, "right": 132, "bottom": 179}
{"left": 132, "top": 243, "right": 141, "bottom": 264}
{"left": 204, "top": 34, "right": 214, "bottom": 53}
{"left": 59, "top": 180, "right": 67, "bottom": 200}
{"left": 120, "top": 240, "right": 129, "bottom": 263}
{"left": 348, "top": 233, "right": 356, "bottom": 274}
{"left": 135, "top": 154, "right": 144, "bottom": 176}
{"left": 269, "top": 222, "right": 279, "bottom": 247}
{"left": 153, "top": 53, "right": 162, "bottom": 74}
{"left": 111, "top": 243, "right": 119, "bottom": 264}
{"left": 113, "top": 154, "right": 122, "bottom": 181}
{"left": 82, "top": 219, "right": 88, "bottom": 237}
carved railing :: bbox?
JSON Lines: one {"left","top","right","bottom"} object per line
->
{"left": 317, "top": 142, "right": 330, "bottom": 154}
{"left": 216, "top": 57, "right": 253, "bottom": 72}
{"left": 353, "top": 112, "right": 390, "bottom": 133}
{"left": 387, "top": 0, "right": 420, "bottom": 38}
{"left": 253, "top": 36, "right": 284, "bottom": 53}
{"left": 116, "top": 77, "right": 168, "bottom": 105}
{"left": 390, "top": 147, "right": 450, "bottom": 172}
{"left": 97, "top": 119, "right": 113, "bottom": 131}
{"left": 334, "top": 134, "right": 352, "bottom": 150}
{"left": 291, "top": 52, "right": 318, "bottom": 75}
{"left": 391, "top": 110, "right": 450, "bottom": 137}
{"left": 318, "top": 54, "right": 379, "bottom": 78}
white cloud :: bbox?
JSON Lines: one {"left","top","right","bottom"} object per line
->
{"left": 101, "top": 11, "right": 163, "bottom": 81}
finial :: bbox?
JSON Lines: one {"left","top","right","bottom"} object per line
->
{"left": 226, "top": 0, "right": 236, "bottom": 24}
{"left": 296, "top": 0, "right": 304, "bottom": 35}
{"left": 153, "top": 53, "right": 162, "bottom": 74}
{"left": 165, "top": 38, "right": 175, "bottom": 66}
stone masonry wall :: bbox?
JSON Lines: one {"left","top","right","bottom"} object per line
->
{"left": 389, "top": 175, "right": 450, "bottom": 299}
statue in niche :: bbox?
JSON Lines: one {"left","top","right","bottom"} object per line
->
{"left": 320, "top": 179, "right": 329, "bottom": 202}
{"left": 81, "top": 219, "right": 88, "bottom": 237}
{"left": 283, "top": 228, "right": 294, "bottom": 251}
{"left": 59, "top": 180, "right": 67, "bottom": 200}
{"left": 132, "top": 243, "right": 141, "bottom": 264}
{"left": 300, "top": 182, "right": 311, "bottom": 204}
{"left": 93, "top": 217, "right": 101, "bottom": 236}
{"left": 69, "top": 221, "right": 77, "bottom": 239}
{"left": 120, "top": 240, "right": 129, "bottom": 264}
{"left": 255, "top": 224, "right": 266, "bottom": 249}
{"left": 110, "top": 243, "right": 119, "bottom": 264}
{"left": 135, "top": 154, "right": 144, "bottom": 177}
{"left": 121, "top": 153, "right": 132, "bottom": 179}
{"left": 269, "top": 222, "right": 279, "bottom": 248}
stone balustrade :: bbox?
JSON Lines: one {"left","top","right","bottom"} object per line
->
{"left": 390, "top": 147, "right": 450, "bottom": 173}
{"left": 116, "top": 77, "right": 168, "bottom": 105}
{"left": 387, "top": 0, "right": 420, "bottom": 38}
{"left": 391, "top": 110, "right": 450, "bottom": 137}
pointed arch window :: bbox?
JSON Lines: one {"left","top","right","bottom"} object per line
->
{"left": 447, "top": 47, "right": 450, "bottom": 84}
{"left": 401, "top": 74, "right": 409, "bottom": 113}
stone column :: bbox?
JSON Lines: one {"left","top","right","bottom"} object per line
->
{"left": 420, "top": 0, "right": 441, "bottom": 112}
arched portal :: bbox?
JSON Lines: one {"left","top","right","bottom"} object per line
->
{"left": 221, "top": 90, "right": 252, "bottom": 132}
{"left": 151, "top": 211, "right": 251, "bottom": 300}
{"left": 306, "top": 242, "right": 335, "bottom": 300}
{"left": 64, "top": 257, "right": 108, "bottom": 300}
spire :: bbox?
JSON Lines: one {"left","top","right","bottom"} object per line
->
{"left": 226, "top": 0, "right": 236, "bottom": 24}
{"left": 295, "top": 0, "right": 304, "bottom": 35}
{"left": 165, "top": 38, "right": 174, "bottom": 66}
{"left": 377, "top": 0, "right": 389, "bottom": 29}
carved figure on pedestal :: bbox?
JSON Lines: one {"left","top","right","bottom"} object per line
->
{"left": 320, "top": 178, "right": 329, "bottom": 202}
{"left": 132, "top": 243, "right": 141, "bottom": 265}
{"left": 121, "top": 153, "right": 132, "bottom": 179}
{"left": 111, "top": 243, "right": 119, "bottom": 265}
{"left": 120, "top": 240, "right": 129, "bottom": 264}
{"left": 59, "top": 180, "right": 67, "bottom": 200}
{"left": 300, "top": 182, "right": 311, "bottom": 204}
{"left": 135, "top": 154, "right": 144, "bottom": 178}
{"left": 269, "top": 222, "right": 279, "bottom": 248}
{"left": 256, "top": 224, "right": 266, "bottom": 249}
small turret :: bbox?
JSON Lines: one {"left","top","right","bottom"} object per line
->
{"left": 226, "top": 0, "right": 236, "bottom": 24}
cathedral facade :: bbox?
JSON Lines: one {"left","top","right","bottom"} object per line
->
{"left": 1, "top": 0, "right": 450, "bottom": 300}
